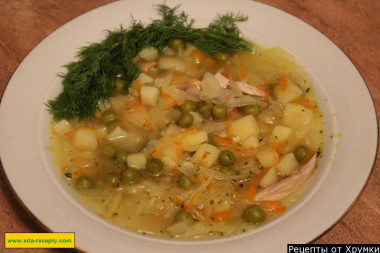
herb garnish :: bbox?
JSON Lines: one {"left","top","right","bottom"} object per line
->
{"left": 47, "top": 4, "right": 253, "bottom": 121}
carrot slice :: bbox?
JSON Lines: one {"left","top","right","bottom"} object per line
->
{"left": 205, "top": 60, "right": 217, "bottom": 66}
{"left": 239, "top": 65, "right": 247, "bottom": 79}
{"left": 143, "top": 122, "right": 153, "bottom": 131}
{"left": 213, "top": 135, "right": 233, "bottom": 147}
{"left": 192, "top": 48, "right": 206, "bottom": 63}
{"left": 222, "top": 69, "right": 233, "bottom": 80}
{"left": 279, "top": 77, "right": 288, "bottom": 91}
{"left": 260, "top": 201, "right": 286, "bottom": 215}
{"left": 299, "top": 98, "right": 315, "bottom": 110}
{"left": 246, "top": 184, "right": 257, "bottom": 202}
{"left": 63, "top": 129, "right": 76, "bottom": 137}
{"left": 213, "top": 209, "right": 233, "bottom": 222}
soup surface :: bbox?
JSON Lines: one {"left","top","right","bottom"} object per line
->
{"left": 50, "top": 40, "right": 324, "bottom": 239}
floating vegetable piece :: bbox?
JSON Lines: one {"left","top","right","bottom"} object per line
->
{"left": 53, "top": 119, "right": 73, "bottom": 135}
{"left": 294, "top": 145, "right": 309, "bottom": 162}
{"left": 218, "top": 150, "right": 236, "bottom": 166}
{"left": 191, "top": 143, "right": 221, "bottom": 168}
{"left": 243, "top": 204, "right": 266, "bottom": 224}
{"left": 198, "top": 101, "right": 212, "bottom": 117}
{"left": 241, "top": 104, "right": 261, "bottom": 117}
{"left": 212, "top": 104, "right": 227, "bottom": 120}
{"left": 230, "top": 115, "right": 259, "bottom": 141}
{"left": 141, "top": 86, "right": 160, "bottom": 106}
{"left": 176, "top": 112, "right": 194, "bottom": 128}
{"left": 73, "top": 128, "right": 98, "bottom": 151}
{"left": 275, "top": 153, "right": 299, "bottom": 176}
{"left": 178, "top": 174, "right": 192, "bottom": 189}
{"left": 259, "top": 167, "right": 279, "bottom": 188}
{"left": 102, "top": 144, "right": 116, "bottom": 158}
{"left": 75, "top": 176, "right": 94, "bottom": 190}
{"left": 146, "top": 157, "right": 164, "bottom": 175}
{"left": 127, "top": 153, "right": 147, "bottom": 170}
{"left": 122, "top": 168, "right": 140, "bottom": 184}
{"left": 104, "top": 173, "right": 121, "bottom": 187}
{"left": 138, "top": 46, "right": 159, "bottom": 61}
{"left": 180, "top": 100, "right": 198, "bottom": 112}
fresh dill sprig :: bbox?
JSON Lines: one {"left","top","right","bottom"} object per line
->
{"left": 47, "top": 4, "right": 253, "bottom": 121}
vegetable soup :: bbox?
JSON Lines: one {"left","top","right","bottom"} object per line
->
{"left": 48, "top": 4, "right": 324, "bottom": 239}
{"left": 50, "top": 41, "right": 323, "bottom": 238}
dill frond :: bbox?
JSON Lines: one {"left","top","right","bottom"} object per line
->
{"left": 47, "top": 3, "right": 253, "bottom": 121}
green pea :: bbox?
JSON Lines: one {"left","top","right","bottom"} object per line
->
{"left": 212, "top": 104, "right": 227, "bottom": 120}
{"left": 75, "top": 176, "right": 94, "bottom": 190}
{"left": 242, "top": 104, "right": 262, "bottom": 116}
{"left": 177, "top": 173, "right": 192, "bottom": 189}
{"left": 218, "top": 150, "right": 236, "bottom": 166}
{"left": 221, "top": 166, "right": 237, "bottom": 176}
{"left": 294, "top": 145, "right": 309, "bottom": 162}
{"left": 169, "top": 39, "right": 185, "bottom": 51}
{"left": 176, "top": 112, "right": 194, "bottom": 128}
{"left": 114, "top": 76, "right": 125, "bottom": 93}
{"left": 146, "top": 158, "right": 164, "bottom": 175}
{"left": 101, "top": 110, "right": 117, "bottom": 124}
{"left": 122, "top": 168, "right": 140, "bottom": 184}
{"left": 180, "top": 100, "right": 197, "bottom": 112}
{"left": 116, "top": 150, "right": 128, "bottom": 164}
{"left": 198, "top": 101, "right": 213, "bottom": 117}
{"left": 243, "top": 204, "right": 266, "bottom": 224}
{"left": 104, "top": 173, "right": 120, "bottom": 187}
{"left": 102, "top": 144, "right": 116, "bottom": 158}
{"left": 168, "top": 108, "right": 181, "bottom": 121}
{"left": 175, "top": 209, "right": 192, "bottom": 222}
{"left": 106, "top": 122, "right": 120, "bottom": 133}
{"left": 214, "top": 52, "right": 229, "bottom": 62}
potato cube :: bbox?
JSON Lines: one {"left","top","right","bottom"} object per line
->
{"left": 306, "top": 116, "right": 325, "bottom": 151}
{"left": 242, "top": 135, "right": 261, "bottom": 148}
{"left": 158, "top": 56, "right": 189, "bottom": 72}
{"left": 259, "top": 167, "right": 279, "bottom": 188}
{"left": 138, "top": 46, "right": 158, "bottom": 61}
{"left": 256, "top": 148, "right": 279, "bottom": 167}
{"left": 53, "top": 119, "right": 73, "bottom": 136}
{"left": 141, "top": 86, "right": 160, "bottom": 106}
{"left": 154, "top": 74, "right": 172, "bottom": 88}
{"left": 275, "top": 153, "right": 299, "bottom": 176}
{"left": 191, "top": 143, "right": 220, "bottom": 168}
{"left": 274, "top": 78, "right": 303, "bottom": 104}
{"left": 231, "top": 115, "right": 259, "bottom": 141}
{"left": 72, "top": 128, "right": 98, "bottom": 151}
{"left": 270, "top": 125, "right": 293, "bottom": 143}
{"left": 106, "top": 126, "right": 129, "bottom": 147}
{"left": 159, "top": 145, "right": 179, "bottom": 167}
{"left": 138, "top": 73, "right": 154, "bottom": 84}
{"left": 181, "top": 131, "right": 208, "bottom": 151}
{"left": 127, "top": 153, "right": 147, "bottom": 170}
{"left": 282, "top": 103, "right": 313, "bottom": 138}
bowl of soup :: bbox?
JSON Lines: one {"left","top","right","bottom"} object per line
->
{"left": 0, "top": 0, "right": 376, "bottom": 252}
